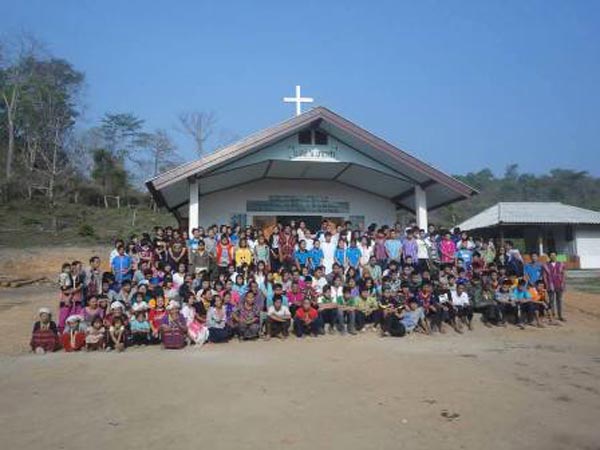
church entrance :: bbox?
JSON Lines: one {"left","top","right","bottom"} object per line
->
{"left": 276, "top": 215, "right": 323, "bottom": 231}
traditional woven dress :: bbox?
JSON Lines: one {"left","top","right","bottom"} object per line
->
{"left": 161, "top": 313, "right": 188, "bottom": 349}
{"left": 30, "top": 321, "right": 60, "bottom": 352}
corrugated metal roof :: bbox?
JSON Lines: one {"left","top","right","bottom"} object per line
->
{"left": 457, "top": 202, "right": 600, "bottom": 230}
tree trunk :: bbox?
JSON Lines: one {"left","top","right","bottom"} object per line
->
{"left": 3, "top": 89, "right": 18, "bottom": 181}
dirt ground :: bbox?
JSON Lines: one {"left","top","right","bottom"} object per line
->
{"left": 0, "top": 247, "right": 599, "bottom": 450}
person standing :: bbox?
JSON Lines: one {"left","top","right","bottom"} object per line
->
{"left": 543, "top": 251, "right": 566, "bottom": 321}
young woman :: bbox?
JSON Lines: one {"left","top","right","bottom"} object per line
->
{"left": 182, "top": 293, "right": 209, "bottom": 346}
{"left": 30, "top": 307, "right": 60, "bottom": 354}
{"left": 206, "top": 295, "right": 231, "bottom": 343}
{"left": 233, "top": 291, "right": 260, "bottom": 340}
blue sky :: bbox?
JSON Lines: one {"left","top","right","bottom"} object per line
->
{"left": 4, "top": 0, "right": 600, "bottom": 176}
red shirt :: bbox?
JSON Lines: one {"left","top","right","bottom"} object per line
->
{"left": 295, "top": 307, "right": 318, "bottom": 321}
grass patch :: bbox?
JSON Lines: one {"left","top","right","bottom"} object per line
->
{"left": 568, "top": 276, "right": 600, "bottom": 294}
{"left": 0, "top": 201, "right": 176, "bottom": 247}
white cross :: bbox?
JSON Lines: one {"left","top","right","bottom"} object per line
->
{"left": 283, "top": 85, "right": 314, "bottom": 116}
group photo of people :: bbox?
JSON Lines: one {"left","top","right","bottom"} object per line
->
{"left": 30, "top": 219, "right": 567, "bottom": 353}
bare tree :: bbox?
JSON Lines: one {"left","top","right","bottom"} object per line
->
{"left": 146, "top": 129, "right": 180, "bottom": 176}
{"left": 177, "top": 110, "right": 217, "bottom": 157}
{"left": 1, "top": 35, "right": 44, "bottom": 181}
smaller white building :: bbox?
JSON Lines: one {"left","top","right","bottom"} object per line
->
{"left": 457, "top": 202, "right": 600, "bottom": 269}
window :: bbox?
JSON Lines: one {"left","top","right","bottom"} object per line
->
{"left": 297, "top": 129, "right": 329, "bottom": 145}
{"left": 298, "top": 130, "right": 312, "bottom": 145}
{"left": 314, "top": 130, "right": 328, "bottom": 145}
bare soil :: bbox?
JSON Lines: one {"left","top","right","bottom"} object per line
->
{"left": 0, "top": 247, "right": 599, "bottom": 450}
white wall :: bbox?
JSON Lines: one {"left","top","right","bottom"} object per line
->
{"left": 198, "top": 179, "right": 397, "bottom": 228}
{"left": 576, "top": 225, "right": 600, "bottom": 269}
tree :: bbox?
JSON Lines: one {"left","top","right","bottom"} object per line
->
{"left": 91, "top": 148, "right": 128, "bottom": 197}
{"left": 99, "top": 112, "right": 145, "bottom": 162}
{"left": 145, "top": 129, "right": 180, "bottom": 176}
{"left": 177, "top": 110, "right": 217, "bottom": 157}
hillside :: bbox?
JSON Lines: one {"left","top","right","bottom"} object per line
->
{"left": 0, "top": 201, "right": 175, "bottom": 247}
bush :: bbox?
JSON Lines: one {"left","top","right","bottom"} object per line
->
{"left": 78, "top": 223, "right": 96, "bottom": 238}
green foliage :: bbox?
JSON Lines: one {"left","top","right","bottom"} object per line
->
{"left": 433, "top": 165, "right": 600, "bottom": 226}
{"left": 77, "top": 223, "right": 96, "bottom": 238}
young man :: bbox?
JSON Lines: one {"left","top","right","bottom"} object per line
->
{"left": 111, "top": 245, "right": 133, "bottom": 287}
{"left": 294, "top": 299, "right": 321, "bottom": 338}
{"left": 355, "top": 285, "right": 379, "bottom": 331}
{"left": 451, "top": 282, "right": 473, "bottom": 332}
{"left": 267, "top": 295, "right": 291, "bottom": 339}
{"left": 337, "top": 286, "right": 357, "bottom": 335}
{"left": 524, "top": 252, "right": 543, "bottom": 286}
{"left": 400, "top": 298, "right": 430, "bottom": 335}
{"left": 317, "top": 284, "right": 338, "bottom": 334}
{"left": 543, "top": 251, "right": 566, "bottom": 321}
{"left": 513, "top": 279, "right": 533, "bottom": 329}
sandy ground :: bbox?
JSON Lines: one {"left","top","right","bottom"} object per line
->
{"left": 0, "top": 247, "right": 599, "bottom": 450}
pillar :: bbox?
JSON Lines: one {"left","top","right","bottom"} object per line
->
{"left": 188, "top": 179, "right": 199, "bottom": 235}
{"left": 538, "top": 228, "right": 544, "bottom": 256}
{"left": 414, "top": 185, "right": 428, "bottom": 230}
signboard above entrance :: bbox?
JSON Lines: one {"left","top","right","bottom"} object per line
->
{"left": 288, "top": 145, "right": 338, "bottom": 162}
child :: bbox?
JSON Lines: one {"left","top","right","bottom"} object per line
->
{"left": 58, "top": 262, "right": 73, "bottom": 332}
{"left": 62, "top": 315, "right": 86, "bottom": 352}
{"left": 85, "top": 316, "right": 106, "bottom": 351}
{"left": 108, "top": 316, "right": 127, "bottom": 352}
{"left": 30, "top": 307, "right": 59, "bottom": 354}
{"left": 130, "top": 304, "right": 151, "bottom": 346}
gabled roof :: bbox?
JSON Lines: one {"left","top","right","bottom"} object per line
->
{"left": 458, "top": 202, "right": 600, "bottom": 231}
{"left": 147, "top": 106, "right": 477, "bottom": 219}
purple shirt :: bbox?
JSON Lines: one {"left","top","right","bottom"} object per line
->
{"left": 402, "top": 238, "right": 418, "bottom": 260}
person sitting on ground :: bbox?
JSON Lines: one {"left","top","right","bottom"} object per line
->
{"left": 355, "top": 284, "right": 378, "bottom": 332}
{"left": 400, "top": 298, "right": 430, "bottom": 335}
{"left": 206, "top": 295, "right": 231, "bottom": 343}
{"left": 267, "top": 295, "right": 291, "bottom": 339}
{"left": 30, "top": 307, "right": 60, "bottom": 354}
{"left": 450, "top": 282, "right": 473, "bottom": 333}
{"left": 512, "top": 278, "right": 533, "bottom": 329}
{"left": 62, "top": 314, "right": 87, "bottom": 352}
{"left": 338, "top": 286, "right": 357, "bottom": 335}
{"left": 85, "top": 316, "right": 106, "bottom": 351}
{"left": 160, "top": 300, "right": 188, "bottom": 349}
{"left": 294, "top": 298, "right": 321, "bottom": 338}
{"left": 129, "top": 303, "right": 151, "bottom": 346}
{"left": 233, "top": 291, "right": 260, "bottom": 340}
{"left": 317, "top": 284, "right": 338, "bottom": 334}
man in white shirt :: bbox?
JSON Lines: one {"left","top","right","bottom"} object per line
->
{"left": 311, "top": 267, "right": 328, "bottom": 296}
{"left": 320, "top": 232, "right": 337, "bottom": 275}
{"left": 267, "top": 296, "right": 291, "bottom": 339}
{"left": 451, "top": 283, "right": 473, "bottom": 332}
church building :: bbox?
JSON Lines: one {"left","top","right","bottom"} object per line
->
{"left": 146, "top": 94, "right": 476, "bottom": 233}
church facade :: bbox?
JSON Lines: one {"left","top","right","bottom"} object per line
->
{"left": 146, "top": 107, "right": 476, "bottom": 232}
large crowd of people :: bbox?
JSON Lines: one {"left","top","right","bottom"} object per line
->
{"left": 30, "top": 219, "right": 567, "bottom": 353}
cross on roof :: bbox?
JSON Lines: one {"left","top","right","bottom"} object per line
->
{"left": 283, "top": 85, "right": 314, "bottom": 116}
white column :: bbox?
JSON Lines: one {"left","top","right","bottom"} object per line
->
{"left": 415, "top": 185, "right": 428, "bottom": 230}
{"left": 188, "top": 179, "right": 199, "bottom": 235}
